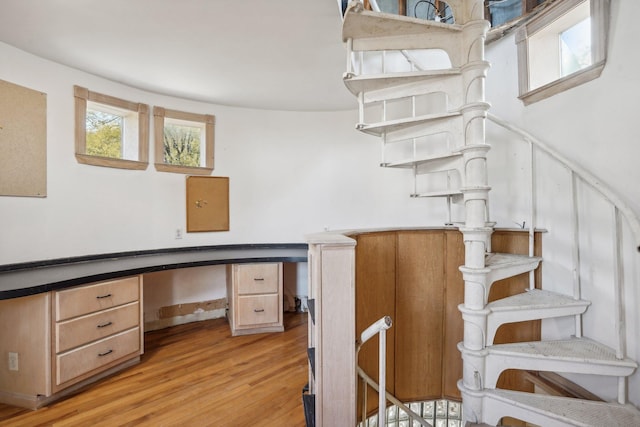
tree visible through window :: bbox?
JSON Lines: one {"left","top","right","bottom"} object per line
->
{"left": 74, "top": 86, "right": 149, "bottom": 170}
{"left": 163, "top": 122, "right": 203, "bottom": 167}
{"left": 153, "top": 107, "right": 214, "bottom": 175}
{"left": 86, "top": 109, "right": 123, "bottom": 159}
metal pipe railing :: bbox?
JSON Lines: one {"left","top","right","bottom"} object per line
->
{"left": 358, "top": 316, "right": 392, "bottom": 426}
{"left": 488, "top": 113, "right": 639, "bottom": 405}
{"left": 488, "top": 113, "right": 640, "bottom": 251}
{"left": 357, "top": 367, "right": 431, "bottom": 427}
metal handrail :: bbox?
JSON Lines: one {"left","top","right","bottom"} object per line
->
{"left": 488, "top": 112, "right": 639, "bottom": 405}
{"left": 357, "top": 316, "right": 392, "bottom": 426}
{"left": 357, "top": 367, "right": 431, "bottom": 427}
{"left": 487, "top": 113, "right": 640, "bottom": 251}
{"left": 356, "top": 316, "right": 430, "bottom": 427}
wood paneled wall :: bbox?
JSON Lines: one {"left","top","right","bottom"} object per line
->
{"left": 354, "top": 228, "right": 542, "bottom": 414}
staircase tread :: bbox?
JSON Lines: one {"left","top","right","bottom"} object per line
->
{"left": 357, "top": 110, "right": 461, "bottom": 135}
{"left": 486, "top": 389, "right": 640, "bottom": 426}
{"left": 382, "top": 151, "right": 462, "bottom": 168}
{"left": 356, "top": 102, "right": 489, "bottom": 137}
{"left": 488, "top": 288, "right": 590, "bottom": 311}
{"left": 489, "top": 337, "right": 638, "bottom": 367}
{"left": 343, "top": 69, "right": 461, "bottom": 97}
{"left": 485, "top": 252, "right": 541, "bottom": 267}
{"left": 342, "top": 2, "right": 461, "bottom": 43}
{"left": 411, "top": 190, "right": 462, "bottom": 198}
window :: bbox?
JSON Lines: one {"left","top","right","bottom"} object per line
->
{"left": 74, "top": 86, "right": 149, "bottom": 169}
{"left": 515, "top": 0, "right": 609, "bottom": 105}
{"left": 487, "top": 0, "right": 545, "bottom": 28}
{"left": 153, "top": 107, "right": 215, "bottom": 174}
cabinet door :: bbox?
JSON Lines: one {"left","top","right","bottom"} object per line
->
{"left": 0, "top": 293, "right": 50, "bottom": 400}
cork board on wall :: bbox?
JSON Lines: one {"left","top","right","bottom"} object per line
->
{"left": 186, "top": 176, "right": 229, "bottom": 232}
{"left": 0, "top": 79, "right": 47, "bottom": 197}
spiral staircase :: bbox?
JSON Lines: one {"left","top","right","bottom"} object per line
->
{"left": 341, "top": 1, "right": 640, "bottom": 425}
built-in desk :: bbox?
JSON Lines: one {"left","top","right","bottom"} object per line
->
{"left": 0, "top": 244, "right": 308, "bottom": 300}
{"left": 0, "top": 244, "right": 307, "bottom": 409}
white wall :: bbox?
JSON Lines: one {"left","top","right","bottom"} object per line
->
{"left": 485, "top": 0, "right": 640, "bottom": 406}
{"left": 0, "top": 41, "right": 448, "bottom": 328}
{"left": 0, "top": 42, "right": 444, "bottom": 265}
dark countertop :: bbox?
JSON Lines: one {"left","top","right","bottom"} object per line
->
{"left": 0, "top": 243, "right": 308, "bottom": 300}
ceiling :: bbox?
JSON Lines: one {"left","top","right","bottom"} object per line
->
{"left": 0, "top": 0, "right": 357, "bottom": 112}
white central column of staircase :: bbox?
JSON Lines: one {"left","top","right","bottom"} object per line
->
{"left": 341, "top": 1, "right": 640, "bottom": 426}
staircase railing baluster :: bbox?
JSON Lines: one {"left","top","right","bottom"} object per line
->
{"left": 570, "top": 171, "right": 583, "bottom": 338}
{"left": 613, "top": 206, "right": 627, "bottom": 404}
{"left": 382, "top": 50, "right": 386, "bottom": 73}
{"left": 528, "top": 139, "right": 536, "bottom": 290}
{"left": 347, "top": 38, "right": 354, "bottom": 75}
{"left": 488, "top": 113, "right": 640, "bottom": 249}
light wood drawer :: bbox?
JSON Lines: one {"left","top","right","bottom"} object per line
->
{"left": 236, "top": 294, "right": 280, "bottom": 326}
{"left": 55, "top": 276, "right": 140, "bottom": 321}
{"left": 56, "top": 302, "right": 140, "bottom": 353}
{"left": 236, "top": 263, "right": 280, "bottom": 295}
{"left": 56, "top": 327, "right": 140, "bottom": 386}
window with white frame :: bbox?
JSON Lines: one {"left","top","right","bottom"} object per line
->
{"left": 74, "top": 86, "right": 149, "bottom": 170}
{"left": 153, "top": 107, "right": 215, "bottom": 175}
{"left": 515, "top": 0, "right": 609, "bottom": 105}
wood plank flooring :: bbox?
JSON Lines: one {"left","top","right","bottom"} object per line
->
{"left": 0, "top": 313, "right": 309, "bottom": 427}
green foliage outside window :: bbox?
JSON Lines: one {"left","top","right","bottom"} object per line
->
{"left": 163, "top": 124, "right": 201, "bottom": 167}
{"left": 86, "top": 110, "right": 122, "bottom": 158}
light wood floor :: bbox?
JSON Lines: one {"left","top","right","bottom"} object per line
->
{"left": 0, "top": 313, "right": 309, "bottom": 427}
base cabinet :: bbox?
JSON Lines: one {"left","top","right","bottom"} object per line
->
{"left": 52, "top": 276, "right": 144, "bottom": 393}
{"left": 0, "top": 275, "right": 144, "bottom": 409}
{"left": 226, "top": 263, "right": 284, "bottom": 336}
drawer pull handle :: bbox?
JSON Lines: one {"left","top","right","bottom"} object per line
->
{"left": 98, "top": 349, "right": 113, "bottom": 357}
{"left": 254, "top": 308, "right": 265, "bottom": 313}
{"left": 97, "top": 321, "right": 113, "bottom": 328}
{"left": 96, "top": 293, "right": 112, "bottom": 299}
{"left": 253, "top": 278, "right": 265, "bottom": 281}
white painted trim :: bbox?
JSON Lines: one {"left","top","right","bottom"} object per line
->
{"left": 516, "top": 0, "right": 610, "bottom": 104}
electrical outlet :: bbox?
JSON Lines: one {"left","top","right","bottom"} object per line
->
{"left": 175, "top": 228, "right": 183, "bottom": 239}
{"left": 8, "top": 352, "right": 18, "bottom": 371}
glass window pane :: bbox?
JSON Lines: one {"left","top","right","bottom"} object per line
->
{"left": 560, "top": 17, "right": 592, "bottom": 76}
{"left": 163, "top": 123, "right": 203, "bottom": 167}
{"left": 408, "top": 0, "right": 454, "bottom": 23}
{"left": 376, "top": 0, "right": 398, "bottom": 15}
{"left": 86, "top": 108, "right": 123, "bottom": 159}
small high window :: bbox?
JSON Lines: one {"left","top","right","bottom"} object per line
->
{"left": 560, "top": 17, "right": 592, "bottom": 76}
{"left": 153, "top": 107, "right": 215, "bottom": 175}
{"left": 515, "top": 0, "right": 609, "bottom": 105}
{"left": 74, "top": 86, "right": 149, "bottom": 170}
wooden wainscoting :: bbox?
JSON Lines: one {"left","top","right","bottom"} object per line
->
{"left": 354, "top": 228, "right": 542, "bottom": 417}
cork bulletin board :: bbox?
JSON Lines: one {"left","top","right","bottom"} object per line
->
{"left": 186, "top": 176, "right": 229, "bottom": 232}
{"left": 0, "top": 79, "right": 47, "bottom": 197}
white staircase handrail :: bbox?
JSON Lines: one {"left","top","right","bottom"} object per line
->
{"left": 488, "top": 112, "right": 640, "bottom": 252}
{"left": 358, "top": 315, "right": 393, "bottom": 427}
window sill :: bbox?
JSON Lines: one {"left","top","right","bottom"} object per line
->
{"left": 519, "top": 60, "right": 605, "bottom": 106}
{"left": 154, "top": 163, "right": 213, "bottom": 175}
{"left": 75, "top": 154, "right": 148, "bottom": 170}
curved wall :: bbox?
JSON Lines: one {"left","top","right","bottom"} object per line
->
{"left": 0, "top": 41, "right": 446, "bottom": 265}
